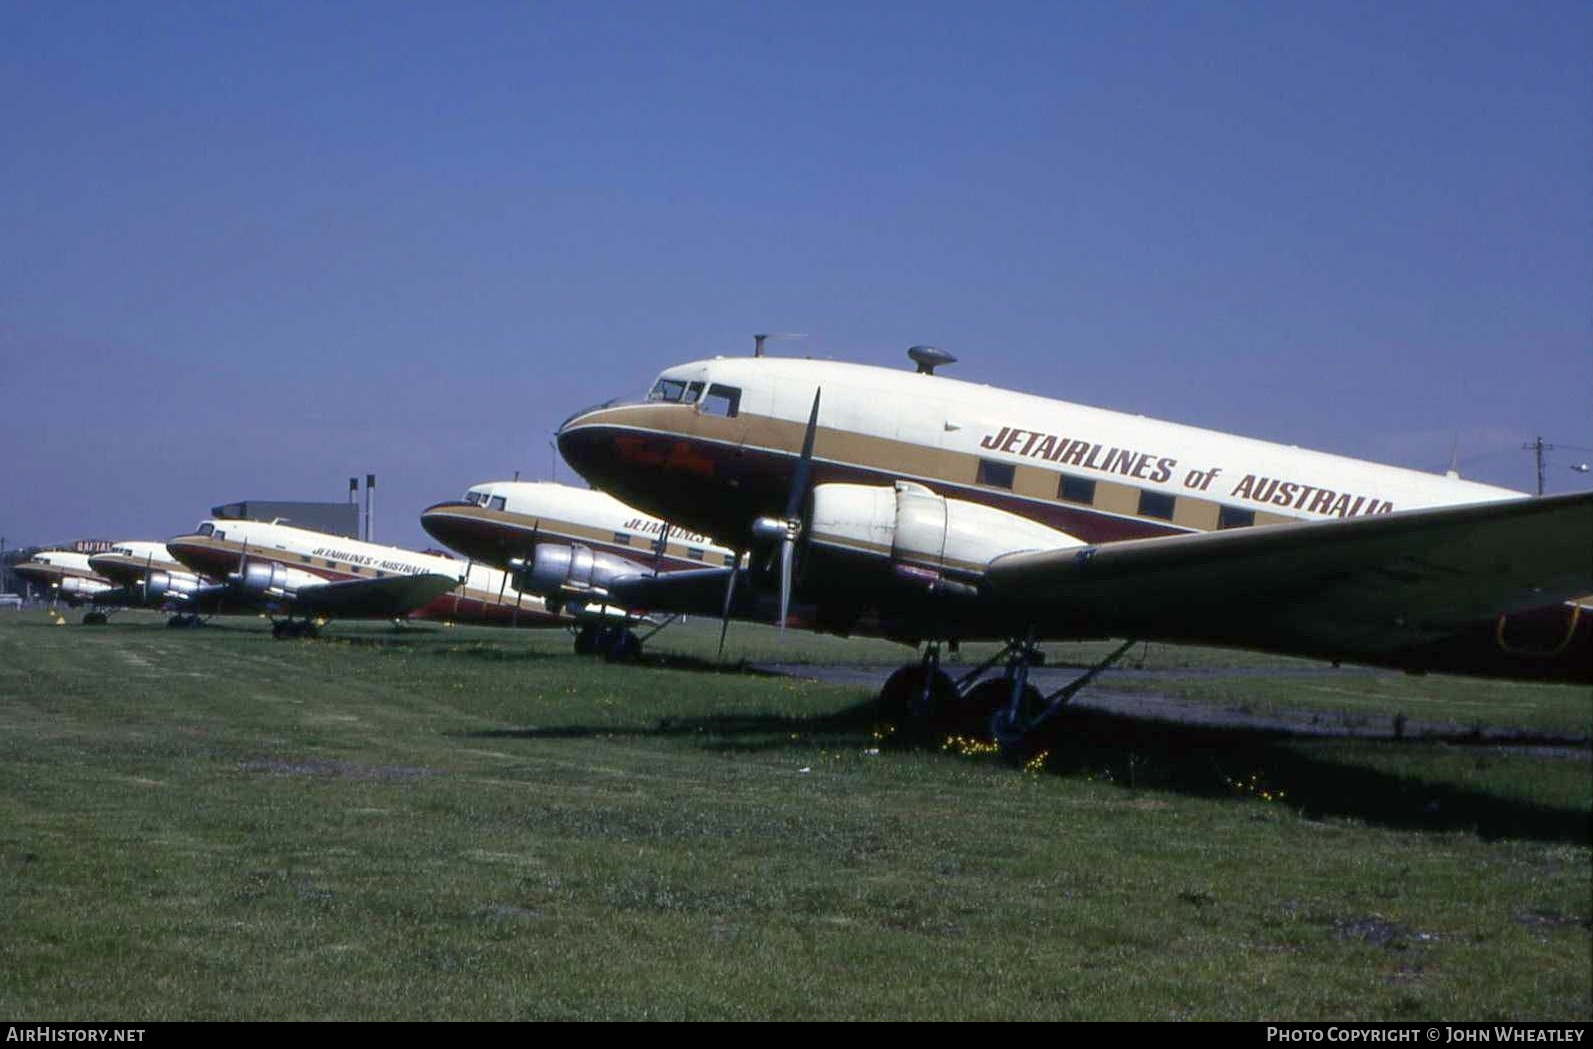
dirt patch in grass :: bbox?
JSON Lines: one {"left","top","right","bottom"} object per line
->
{"left": 238, "top": 757, "right": 443, "bottom": 780}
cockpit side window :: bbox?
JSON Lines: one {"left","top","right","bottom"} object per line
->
{"left": 197, "top": 523, "right": 215, "bottom": 537}
{"left": 700, "top": 384, "right": 740, "bottom": 418}
{"left": 488, "top": 496, "right": 506, "bottom": 511}
{"left": 647, "top": 379, "right": 689, "bottom": 403}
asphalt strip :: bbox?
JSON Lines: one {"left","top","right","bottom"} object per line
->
{"left": 751, "top": 662, "right": 1592, "bottom": 757}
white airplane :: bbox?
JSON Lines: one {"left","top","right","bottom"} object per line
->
{"left": 420, "top": 480, "right": 741, "bottom": 658}
{"left": 165, "top": 517, "right": 570, "bottom": 638}
{"left": 84, "top": 541, "right": 212, "bottom": 626}
{"left": 551, "top": 345, "right": 1592, "bottom": 743}
{"left": 12, "top": 550, "right": 115, "bottom": 611}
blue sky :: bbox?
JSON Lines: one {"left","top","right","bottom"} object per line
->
{"left": 3, "top": 0, "right": 1588, "bottom": 552}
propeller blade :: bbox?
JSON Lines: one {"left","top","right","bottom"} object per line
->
{"left": 225, "top": 538, "right": 249, "bottom": 616}
{"left": 785, "top": 389, "right": 822, "bottom": 521}
{"left": 716, "top": 553, "right": 739, "bottom": 661}
{"left": 778, "top": 536, "right": 795, "bottom": 631}
{"left": 768, "top": 388, "right": 822, "bottom": 630}
{"left": 653, "top": 523, "right": 671, "bottom": 575}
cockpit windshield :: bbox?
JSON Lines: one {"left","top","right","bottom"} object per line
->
{"left": 197, "top": 523, "right": 215, "bottom": 537}
{"left": 646, "top": 378, "right": 690, "bottom": 403}
{"left": 643, "top": 377, "right": 739, "bottom": 416}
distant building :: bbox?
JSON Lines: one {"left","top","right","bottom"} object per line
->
{"left": 211, "top": 500, "right": 360, "bottom": 539}
{"left": 0, "top": 547, "right": 23, "bottom": 596}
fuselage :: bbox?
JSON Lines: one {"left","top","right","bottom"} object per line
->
{"left": 421, "top": 480, "right": 736, "bottom": 572}
{"left": 89, "top": 541, "right": 203, "bottom": 587}
{"left": 556, "top": 355, "right": 1524, "bottom": 549}
{"left": 167, "top": 518, "right": 563, "bottom": 627}
{"left": 13, "top": 550, "right": 113, "bottom": 603}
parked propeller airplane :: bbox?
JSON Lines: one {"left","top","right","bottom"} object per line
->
{"left": 12, "top": 550, "right": 114, "bottom": 610}
{"left": 165, "top": 518, "right": 575, "bottom": 638}
{"left": 421, "top": 480, "right": 741, "bottom": 659}
{"left": 84, "top": 540, "right": 212, "bottom": 625}
{"left": 549, "top": 345, "right": 1592, "bottom": 745}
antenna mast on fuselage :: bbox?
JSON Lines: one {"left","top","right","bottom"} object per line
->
{"left": 752, "top": 332, "right": 807, "bottom": 357}
{"left": 907, "top": 345, "right": 957, "bottom": 375}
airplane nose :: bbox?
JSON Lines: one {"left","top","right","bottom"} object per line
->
{"left": 554, "top": 423, "right": 597, "bottom": 480}
{"left": 557, "top": 399, "right": 613, "bottom": 435}
{"left": 165, "top": 536, "right": 232, "bottom": 578}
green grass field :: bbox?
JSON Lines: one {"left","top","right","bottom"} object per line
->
{"left": 0, "top": 610, "right": 1587, "bottom": 1020}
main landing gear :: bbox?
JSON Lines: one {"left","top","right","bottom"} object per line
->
{"left": 877, "top": 636, "right": 1139, "bottom": 752}
{"left": 82, "top": 611, "right": 110, "bottom": 626}
{"left": 573, "top": 623, "right": 643, "bottom": 662}
{"left": 166, "top": 614, "right": 205, "bottom": 629}
{"left": 271, "top": 619, "right": 321, "bottom": 640}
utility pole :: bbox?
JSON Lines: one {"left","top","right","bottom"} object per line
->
{"left": 1523, "top": 437, "right": 1559, "bottom": 496}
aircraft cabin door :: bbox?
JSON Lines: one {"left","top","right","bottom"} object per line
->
{"left": 892, "top": 393, "right": 952, "bottom": 486}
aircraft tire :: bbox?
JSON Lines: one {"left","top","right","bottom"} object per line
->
{"left": 573, "top": 624, "right": 601, "bottom": 656}
{"left": 988, "top": 684, "right": 1045, "bottom": 750}
{"left": 603, "top": 629, "right": 642, "bottom": 663}
{"left": 966, "top": 679, "right": 1043, "bottom": 719}
{"left": 877, "top": 665, "right": 955, "bottom": 721}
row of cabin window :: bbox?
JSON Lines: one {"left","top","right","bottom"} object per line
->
{"left": 976, "top": 458, "right": 1256, "bottom": 529}
{"left": 612, "top": 529, "right": 736, "bottom": 565}
{"left": 646, "top": 378, "right": 741, "bottom": 417}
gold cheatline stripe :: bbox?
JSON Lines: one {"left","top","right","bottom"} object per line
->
{"left": 574, "top": 406, "right": 1268, "bottom": 537}
{"left": 431, "top": 505, "right": 734, "bottom": 564}
{"left": 574, "top": 403, "right": 1364, "bottom": 542}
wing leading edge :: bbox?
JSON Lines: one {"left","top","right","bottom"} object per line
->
{"left": 986, "top": 491, "right": 1593, "bottom": 680}
{"left": 175, "top": 572, "right": 460, "bottom": 619}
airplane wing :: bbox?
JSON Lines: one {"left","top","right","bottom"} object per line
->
{"left": 985, "top": 490, "right": 1593, "bottom": 668}
{"left": 174, "top": 573, "right": 459, "bottom": 618}
{"left": 606, "top": 566, "right": 745, "bottom": 617}
{"left": 283, "top": 573, "right": 460, "bottom": 616}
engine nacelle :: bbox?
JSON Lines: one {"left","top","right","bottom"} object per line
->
{"left": 808, "top": 480, "right": 1082, "bottom": 579}
{"left": 141, "top": 572, "right": 176, "bottom": 604}
{"left": 56, "top": 576, "right": 108, "bottom": 603}
{"left": 233, "top": 561, "right": 299, "bottom": 599}
{"left": 518, "top": 544, "right": 648, "bottom": 600}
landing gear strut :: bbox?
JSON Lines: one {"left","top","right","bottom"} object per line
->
{"left": 875, "top": 635, "right": 1139, "bottom": 752}
{"left": 878, "top": 643, "right": 956, "bottom": 721}
{"left": 572, "top": 623, "right": 642, "bottom": 662}
{"left": 271, "top": 619, "right": 320, "bottom": 640}
{"left": 990, "top": 638, "right": 1138, "bottom": 749}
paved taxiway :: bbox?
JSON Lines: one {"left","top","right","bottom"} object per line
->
{"left": 753, "top": 662, "right": 1592, "bottom": 753}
